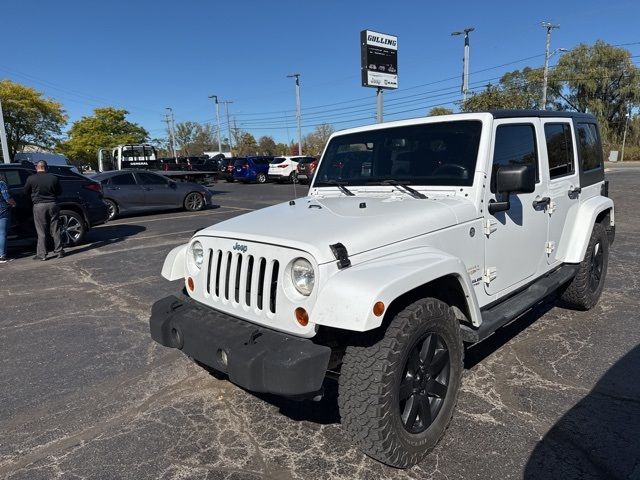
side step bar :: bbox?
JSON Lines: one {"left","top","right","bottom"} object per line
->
{"left": 461, "top": 264, "right": 579, "bottom": 344}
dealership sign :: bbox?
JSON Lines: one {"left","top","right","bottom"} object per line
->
{"left": 361, "top": 30, "right": 398, "bottom": 89}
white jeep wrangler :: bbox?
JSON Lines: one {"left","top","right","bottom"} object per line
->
{"left": 150, "top": 110, "right": 614, "bottom": 468}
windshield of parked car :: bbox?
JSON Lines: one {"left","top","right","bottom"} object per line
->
{"left": 313, "top": 121, "right": 482, "bottom": 187}
{"left": 297, "top": 157, "right": 316, "bottom": 165}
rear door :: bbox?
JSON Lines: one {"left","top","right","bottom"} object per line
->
{"left": 1, "top": 169, "right": 32, "bottom": 236}
{"left": 541, "top": 120, "right": 580, "bottom": 265}
{"left": 483, "top": 119, "right": 549, "bottom": 295}
{"left": 103, "top": 172, "right": 144, "bottom": 210}
{"left": 135, "top": 172, "right": 179, "bottom": 207}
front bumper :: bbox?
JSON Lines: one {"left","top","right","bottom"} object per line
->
{"left": 149, "top": 294, "right": 331, "bottom": 396}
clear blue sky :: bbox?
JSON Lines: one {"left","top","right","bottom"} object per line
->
{"left": 2, "top": 0, "right": 639, "bottom": 145}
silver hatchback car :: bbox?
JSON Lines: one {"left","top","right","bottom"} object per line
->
{"left": 92, "top": 170, "right": 213, "bottom": 220}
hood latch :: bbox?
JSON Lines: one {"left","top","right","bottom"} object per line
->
{"left": 330, "top": 243, "right": 351, "bottom": 269}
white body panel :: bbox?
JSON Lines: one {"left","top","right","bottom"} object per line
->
{"left": 268, "top": 156, "right": 300, "bottom": 178}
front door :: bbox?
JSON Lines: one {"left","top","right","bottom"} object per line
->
{"left": 136, "top": 172, "right": 177, "bottom": 207}
{"left": 541, "top": 120, "right": 580, "bottom": 265}
{"left": 484, "top": 119, "right": 549, "bottom": 296}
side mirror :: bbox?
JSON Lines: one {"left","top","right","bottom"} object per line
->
{"left": 489, "top": 165, "right": 536, "bottom": 214}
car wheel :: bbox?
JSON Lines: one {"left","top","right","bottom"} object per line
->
{"left": 104, "top": 199, "right": 118, "bottom": 221}
{"left": 338, "top": 297, "right": 463, "bottom": 468}
{"left": 289, "top": 172, "right": 299, "bottom": 184}
{"left": 184, "top": 192, "right": 205, "bottom": 212}
{"left": 558, "top": 222, "right": 609, "bottom": 310}
{"left": 256, "top": 172, "right": 267, "bottom": 184}
{"left": 59, "top": 210, "right": 86, "bottom": 247}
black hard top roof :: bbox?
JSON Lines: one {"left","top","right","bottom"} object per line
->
{"left": 489, "top": 109, "right": 597, "bottom": 121}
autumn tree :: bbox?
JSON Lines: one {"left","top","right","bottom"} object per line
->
{"left": 258, "top": 135, "right": 277, "bottom": 155}
{"left": 303, "top": 123, "right": 334, "bottom": 156}
{"left": 173, "top": 121, "right": 217, "bottom": 156}
{"left": 0, "top": 80, "right": 67, "bottom": 160}
{"left": 235, "top": 132, "right": 258, "bottom": 156}
{"left": 58, "top": 107, "right": 147, "bottom": 167}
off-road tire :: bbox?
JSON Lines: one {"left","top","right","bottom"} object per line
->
{"left": 256, "top": 172, "right": 267, "bottom": 184}
{"left": 559, "top": 222, "right": 609, "bottom": 310}
{"left": 338, "top": 298, "right": 463, "bottom": 468}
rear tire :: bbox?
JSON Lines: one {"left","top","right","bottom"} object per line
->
{"left": 256, "top": 172, "right": 267, "bottom": 184}
{"left": 559, "top": 222, "right": 609, "bottom": 310}
{"left": 338, "top": 298, "right": 463, "bottom": 468}
{"left": 104, "top": 199, "right": 118, "bottom": 221}
{"left": 289, "top": 172, "right": 299, "bottom": 184}
{"left": 59, "top": 210, "right": 86, "bottom": 247}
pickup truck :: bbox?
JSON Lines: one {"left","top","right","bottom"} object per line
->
{"left": 149, "top": 110, "right": 614, "bottom": 468}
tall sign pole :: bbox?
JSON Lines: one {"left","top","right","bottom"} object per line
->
{"left": 451, "top": 27, "right": 474, "bottom": 102}
{"left": 0, "top": 99, "right": 10, "bottom": 163}
{"left": 287, "top": 74, "right": 302, "bottom": 155}
{"left": 361, "top": 30, "right": 398, "bottom": 123}
{"left": 209, "top": 95, "right": 222, "bottom": 153}
{"left": 541, "top": 22, "right": 560, "bottom": 110}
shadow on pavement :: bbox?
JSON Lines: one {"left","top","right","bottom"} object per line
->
{"left": 524, "top": 344, "right": 640, "bottom": 479}
{"left": 67, "top": 224, "right": 147, "bottom": 255}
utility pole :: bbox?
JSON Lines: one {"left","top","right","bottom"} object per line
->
{"left": 165, "top": 107, "right": 178, "bottom": 162}
{"left": 287, "top": 73, "right": 302, "bottom": 155}
{"left": 0, "top": 99, "right": 10, "bottom": 163}
{"left": 221, "top": 100, "right": 234, "bottom": 152}
{"left": 621, "top": 110, "right": 631, "bottom": 162}
{"left": 541, "top": 22, "right": 560, "bottom": 110}
{"left": 376, "top": 88, "right": 383, "bottom": 123}
{"left": 451, "top": 27, "right": 475, "bottom": 102}
{"left": 208, "top": 95, "right": 222, "bottom": 153}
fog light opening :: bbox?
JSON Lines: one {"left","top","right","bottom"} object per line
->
{"left": 295, "top": 307, "right": 309, "bottom": 326}
{"left": 217, "top": 349, "right": 228, "bottom": 366}
{"left": 187, "top": 277, "right": 195, "bottom": 291}
{"left": 373, "top": 301, "right": 385, "bottom": 317}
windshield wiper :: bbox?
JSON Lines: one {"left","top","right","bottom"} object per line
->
{"left": 322, "top": 180, "right": 355, "bottom": 196}
{"left": 377, "top": 180, "right": 427, "bottom": 199}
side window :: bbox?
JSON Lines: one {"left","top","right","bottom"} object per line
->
{"left": 137, "top": 172, "right": 168, "bottom": 185}
{"left": 0, "top": 170, "right": 24, "bottom": 187}
{"left": 576, "top": 123, "right": 603, "bottom": 171}
{"left": 544, "top": 123, "right": 575, "bottom": 179}
{"left": 111, "top": 173, "right": 137, "bottom": 185}
{"left": 491, "top": 124, "right": 538, "bottom": 192}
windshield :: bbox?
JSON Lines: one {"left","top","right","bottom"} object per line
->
{"left": 314, "top": 121, "right": 482, "bottom": 187}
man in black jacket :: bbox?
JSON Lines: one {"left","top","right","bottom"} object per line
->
{"left": 24, "top": 161, "right": 64, "bottom": 260}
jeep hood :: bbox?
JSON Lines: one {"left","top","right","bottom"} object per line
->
{"left": 198, "top": 195, "right": 476, "bottom": 264}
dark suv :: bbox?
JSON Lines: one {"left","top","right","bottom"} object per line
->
{"left": 233, "top": 156, "right": 274, "bottom": 183}
{"left": 0, "top": 164, "right": 109, "bottom": 247}
{"left": 220, "top": 157, "right": 243, "bottom": 182}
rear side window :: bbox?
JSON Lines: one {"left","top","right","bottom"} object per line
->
{"left": 491, "top": 124, "right": 538, "bottom": 192}
{"left": 576, "top": 123, "right": 603, "bottom": 171}
{"left": 544, "top": 123, "right": 574, "bottom": 179}
{"left": 137, "top": 172, "right": 168, "bottom": 185}
{"left": 271, "top": 157, "right": 286, "bottom": 164}
{"left": 110, "top": 173, "right": 136, "bottom": 185}
{"left": 234, "top": 159, "right": 248, "bottom": 167}
{"left": 0, "top": 170, "right": 23, "bottom": 187}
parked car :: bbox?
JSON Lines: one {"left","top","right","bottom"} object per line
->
{"left": 233, "top": 156, "right": 275, "bottom": 183}
{"left": 0, "top": 164, "right": 109, "bottom": 247}
{"left": 296, "top": 156, "right": 318, "bottom": 184}
{"left": 149, "top": 110, "right": 614, "bottom": 468}
{"left": 92, "top": 170, "right": 213, "bottom": 220}
{"left": 220, "top": 158, "right": 242, "bottom": 182}
{"left": 267, "top": 156, "right": 310, "bottom": 183}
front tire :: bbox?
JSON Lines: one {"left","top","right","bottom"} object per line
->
{"left": 256, "top": 172, "right": 267, "bottom": 184}
{"left": 184, "top": 192, "right": 205, "bottom": 212}
{"left": 559, "top": 222, "right": 609, "bottom": 310}
{"left": 338, "top": 298, "right": 463, "bottom": 468}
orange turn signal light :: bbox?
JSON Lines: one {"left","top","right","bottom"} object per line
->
{"left": 187, "top": 277, "right": 195, "bottom": 291}
{"left": 295, "top": 307, "right": 309, "bottom": 326}
{"left": 373, "top": 301, "right": 385, "bottom": 317}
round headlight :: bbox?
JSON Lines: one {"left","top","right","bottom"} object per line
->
{"left": 191, "top": 240, "right": 204, "bottom": 269}
{"left": 291, "top": 258, "right": 315, "bottom": 296}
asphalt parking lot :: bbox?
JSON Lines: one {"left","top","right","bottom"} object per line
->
{"left": 1, "top": 170, "right": 639, "bottom": 480}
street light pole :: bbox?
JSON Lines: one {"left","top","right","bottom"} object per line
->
{"left": 287, "top": 73, "right": 302, "bottom": 155}
{"left": 209, "top": 95, "right": 222, "bottom": 153}
{"left": 451, "top": 27, "right": 475, "bottom": 102}
{"left": 222, "top": 100, "right": 234, "bottom": 153}
{"left": 541, "top": 22, "right": 560, "bottom": 110}
{"left": 165, "top": 107, "right": 178, "bottom": 162}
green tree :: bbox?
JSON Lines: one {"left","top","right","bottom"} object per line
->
{"left": 258, "top": 135, "right": 277, "bottom": 155}
{"left": 275, "top": 142, "right": 289, "bottom": 155}
{"left": 235, "top": 132, "right": 258, "bottom": 156}
{"left": 0, "top": 80, "right": 67, "bottom": 160}
{"left": 553, "top": 41, "right": 640, "bottom": 142}
{"left": 428, "top": 107, "right": 454, "bottom": 116}
{"left": 58, "top": 107, "right": 147, "bottom": 167}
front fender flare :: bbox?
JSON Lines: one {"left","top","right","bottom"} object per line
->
{"left": 311, "top": 247, "right": 482, "bottom": 332}
{"left": 161, "top": 244, "right": 188, "bottom": 281}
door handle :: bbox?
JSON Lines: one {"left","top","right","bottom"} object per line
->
{"left": 532, "top": 197, "right": 551, "bottom": 209}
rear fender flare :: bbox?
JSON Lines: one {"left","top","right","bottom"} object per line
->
{"left": 559, "top": 196, "right": 614, "bottom": 263}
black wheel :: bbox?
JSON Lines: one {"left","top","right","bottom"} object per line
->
{"left": 225, "top": 177, "right": 234, "bottom": 183}
{"left": 59, "top": 210, "right": 86, "bottom": 246}
{"left": 338, "top": 298, "right": 463, "bottom": 468}
{"left": 104, "top": 199, "right": 118, "bottom": 221}
{"left": 256, "top": 172, "right": 267, "bottom": 184}
{"left": 289, "top": 172, "right": 299, "bottom": 184}
{"left": 184, "top": 192, "right": 205, "bottom": 212}
{"left": 559, "top": 222, "right": 609, "bottom": 310}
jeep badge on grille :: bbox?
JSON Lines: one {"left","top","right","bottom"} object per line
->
{"left": 232, "top": 242, "right": 248, "bottom": 253}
